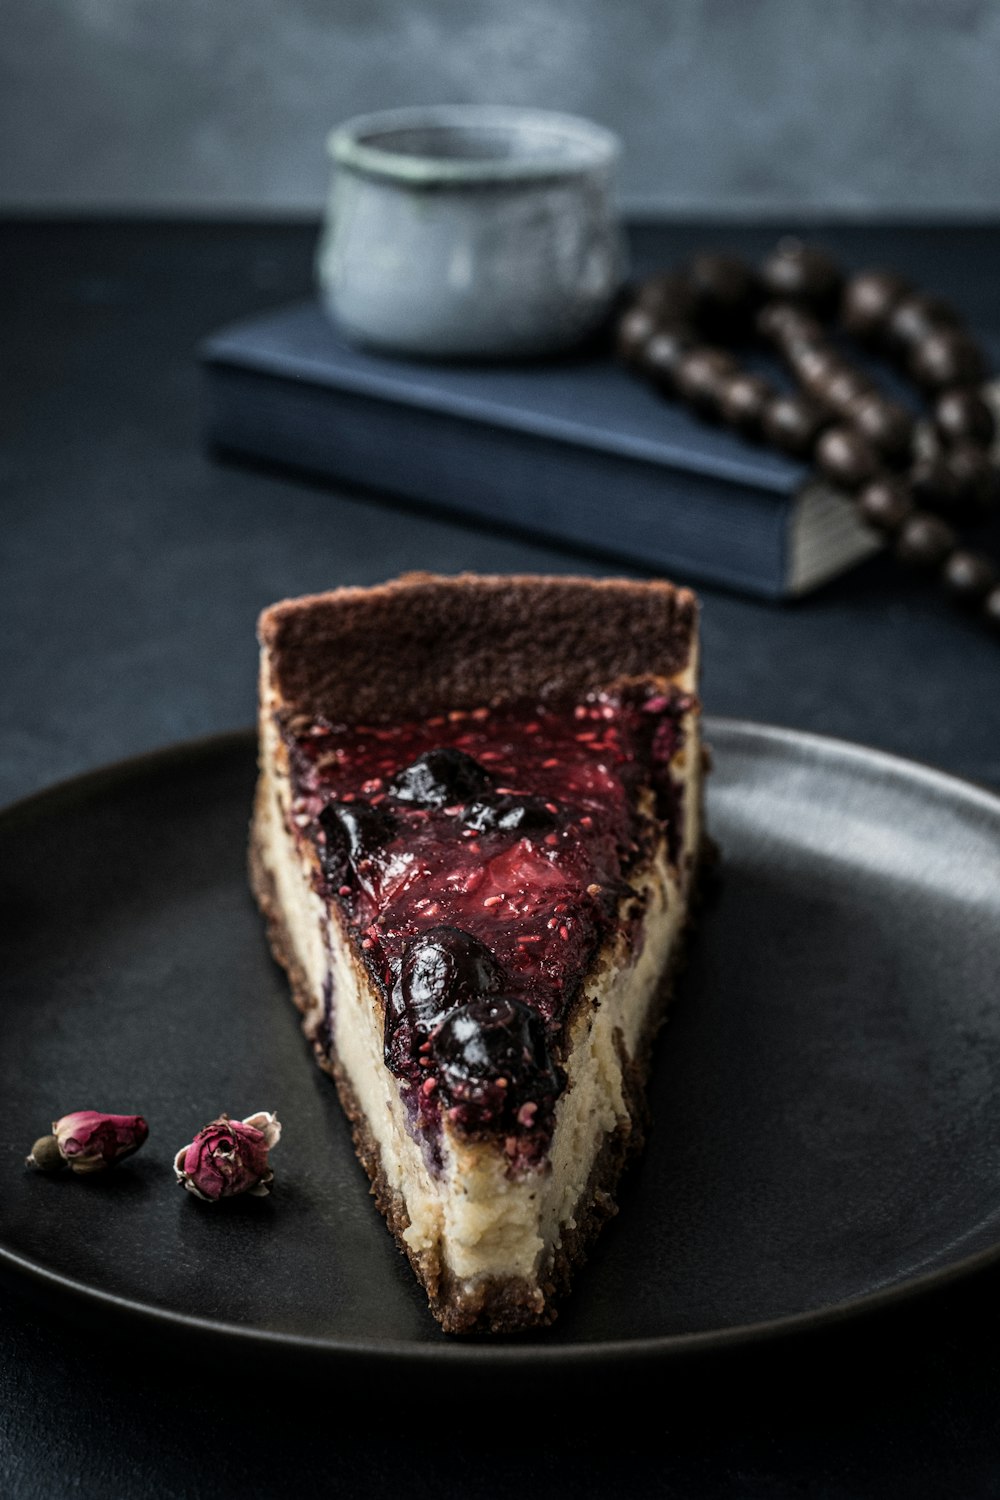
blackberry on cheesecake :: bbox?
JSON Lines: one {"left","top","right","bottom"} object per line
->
{"left": 250, "top": 572, "right": 705, "bottom": 1333}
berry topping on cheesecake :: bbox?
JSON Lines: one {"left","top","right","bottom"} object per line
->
{"left": 283, "top": 684, "right": 693, "bottom": 1163}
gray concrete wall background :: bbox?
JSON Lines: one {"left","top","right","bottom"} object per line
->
{"left": 3, "top": 0, "right": 1000, "bottom": 215}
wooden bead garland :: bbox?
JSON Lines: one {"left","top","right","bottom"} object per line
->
{"left": 616, "top": 238, "right": 1000, "bottom": 631}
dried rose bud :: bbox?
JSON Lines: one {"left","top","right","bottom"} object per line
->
{"left": 27, "top": 1111, "right": 149, "bottom": 1174}
{"left": 173, "top": 1112, "right": 281, "bottom": 1201}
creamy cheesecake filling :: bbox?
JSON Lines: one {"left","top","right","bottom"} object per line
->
{"left": 256, "top": 703, "right": 701, "bottom": 1292}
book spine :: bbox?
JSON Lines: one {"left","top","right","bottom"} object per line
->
{"left": 202, "top": 362, "right": 793, "bottom": 598}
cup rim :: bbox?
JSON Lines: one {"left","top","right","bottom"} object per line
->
{"left": 326, "top": 105, "right": 621, "bottom": 187}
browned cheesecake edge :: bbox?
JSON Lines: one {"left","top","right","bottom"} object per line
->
{"left": 258, "top": 572, "right": 698, "bottom": 725}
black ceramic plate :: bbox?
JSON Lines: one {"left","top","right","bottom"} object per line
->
{"left": 2, "top": 722, "right": 1000, "bottom": 1376}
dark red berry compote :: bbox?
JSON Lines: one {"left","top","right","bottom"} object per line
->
{"left": 283, "top": 684, "right": 693, "bottom": 1167}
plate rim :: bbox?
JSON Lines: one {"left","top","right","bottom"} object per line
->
{"left": 2, "top": 718, "right": 999, "bottom": 1370}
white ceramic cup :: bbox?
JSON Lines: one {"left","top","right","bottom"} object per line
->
{"left": 317, "top": 105, "right": 626, "bottom": 359}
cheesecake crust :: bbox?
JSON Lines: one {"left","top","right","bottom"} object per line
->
{"left": 259, "top": 572, "right": 698, "bottom": 725}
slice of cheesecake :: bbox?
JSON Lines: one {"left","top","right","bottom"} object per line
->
{"left": 250, "top": 572, "right": 704, "bottom": 1334}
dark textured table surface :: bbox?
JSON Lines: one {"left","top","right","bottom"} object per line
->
{"left": 3, "top": 219, "right": 1000, "bottom": 1498}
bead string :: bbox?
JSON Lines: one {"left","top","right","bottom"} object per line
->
{"left": 616, "top": 240, "right": 1000, "bottom": 631}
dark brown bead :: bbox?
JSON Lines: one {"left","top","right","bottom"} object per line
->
{"left": 791, "top": 344, "right": 843, "bottom": 394}
{"left": 616, "top": 305, "right": 658, "bottom": 363}
{"left": 759, "top": 239, "right": 842, "bottom": 309}
{"left": 934, "top": 388, "right": 996, "bottom": 448}
{"left": 856, "top": 478, "right": 914, "bottom": 533}
{"left": 718, "top": 372, "right": 775, "bottom": 436}
{"left": 761, "top": 392, "right": 828, "bottom": 456}
{"left": 946, "top": 444, "right": 1000, "bottom": 512}
{"left": 818, "top": 365, "right": 876, "bottom": 415}
{"left": 909, "top": 330, "right": 987, "bottom": 390}
{"left": 895, "top": 512, "right": 957, "bottom": 567}
{"left": 942, "top": 549, "right": 997, "bottom": 603}
{"left": 840, "top": 270, "right": 911, "bottom": 340}
{"left": 634, "top": 272, "right": 698, "bottom": 323}
{"left": 690, "top": 252, "right": 758, "bottom": 313}
{"left": 815, "top": 424, "right": 881, "bottom": 488}
{"left": 911, "top": 421, "right": 940, "bottom": 465}
{"left": 847, "top": 393, "right": 914, "bottom": 460}
{"left": 909, "top": 455, "right": 961, "bottom": 513}
{"left": 983, "top": 585, "right": 1000, "bottom": 631}
{"left": 640, "top": 328, "right": 695, "bottom": 390}
{"left": 674, "top": 347, "right": 739, "bottom": 414}
{"left": 756, "top": 300, "right": 823, "bottom": 349}
{"left": 887, "top": 292, "right": 961, "bottom": 350}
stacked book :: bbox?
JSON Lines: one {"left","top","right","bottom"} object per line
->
{"left": 201, "top": 300, "right": 883, "bottom": 600}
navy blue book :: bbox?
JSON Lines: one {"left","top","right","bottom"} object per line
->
{"left": 200, "top": 300, "right": 881, "bottom": 599}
